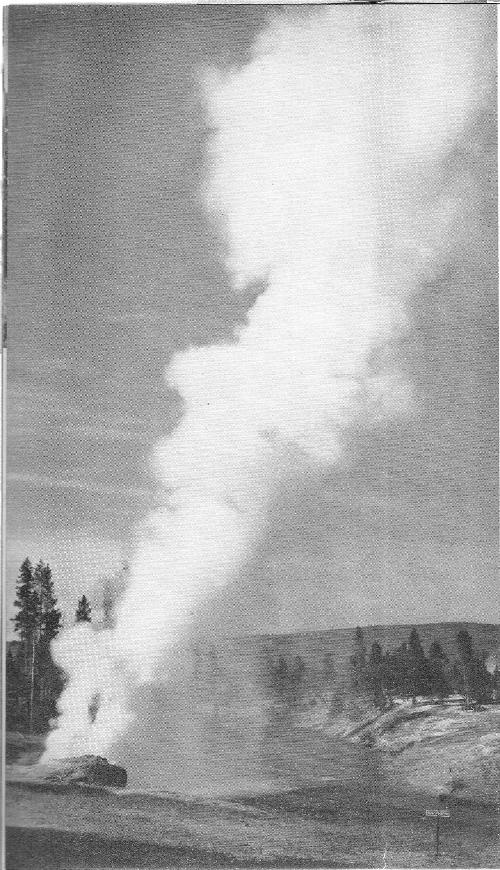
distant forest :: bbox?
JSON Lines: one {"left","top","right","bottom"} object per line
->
{"left": 7, "top": 557, "right": 500, "bottom": 734}
{"left": 346, "top": 626, "right": 498, "bottom": 709}
{"left": 259, "top": 625, "right": 499, "bottom": 711}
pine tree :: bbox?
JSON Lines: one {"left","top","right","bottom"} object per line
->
{"left": 33, "top": 561, "right": 62, "bottom": 730}
{"left": 12, "top": 559, "right": 39, "bottom": 670}
{"left": 453, "top": 631, "right": 492, "bottom": 704}
{"left": 385, "top": 642, "right": 412, "bottom": 699}
{"left": 428, "top": 640, "right": 450, "bottom": 699}
{"left": 12, "top": 559, "right": 62, "bottom": 732}
{"left": 6, "top": 647, "right": 27, "bottom": 730}
{"left": 37, "top": 562, "right": 63, "bottom": 730}
{"left": 473, "top": 653, "right": 493, "bottom": 703}
{"left": 408, "top": 628, "right": 430, "bottom": 701}
{"left": 456, "top": 629, "right": 474, "bottom": 704}
{"left": 75, "top": 595, "right": 92, "bottom": 623}
{"left": 350, "top": 627, "right": 367, "bottom": 692}
{"left": 37, "top": 562, "right": 62, "bottom": 644}
{"left": 13, "top": 558, "right": 41, "bottom": 730}
{"left": 367, "top": 642, "right": 386, "bottom": 709}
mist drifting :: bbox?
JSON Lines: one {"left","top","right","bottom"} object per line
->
{"left": 43, "top": 8, "right": 490, "bottom": 761}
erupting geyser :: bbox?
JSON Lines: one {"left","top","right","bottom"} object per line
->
{"left": 42, "top": 8, "right": 490, "bottom": 764}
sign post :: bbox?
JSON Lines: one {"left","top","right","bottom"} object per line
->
{"left": 425, "top": 808, "right": 450, "bottom": 859}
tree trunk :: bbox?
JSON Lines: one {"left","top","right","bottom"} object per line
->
{"left": 29, "top": 634, "right": 36, "bottom": 733}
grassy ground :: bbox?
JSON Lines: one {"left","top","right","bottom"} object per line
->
{"left": 6, "top": 771, "right": 499, "bottom": 868}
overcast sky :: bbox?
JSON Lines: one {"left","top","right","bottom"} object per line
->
{"left": 6, "top": 5, "right": 498, "bottom": 637}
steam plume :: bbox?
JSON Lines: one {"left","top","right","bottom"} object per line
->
{"left": 43, "top": 8, "right": 489, "bottom": 761}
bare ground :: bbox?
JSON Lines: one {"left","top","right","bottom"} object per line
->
{"left": 5, "top": 704, "right": 500, "bottom": 869}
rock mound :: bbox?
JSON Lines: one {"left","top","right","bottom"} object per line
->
{"left": 40, "top": 754, "right": 127, "bottom": 787}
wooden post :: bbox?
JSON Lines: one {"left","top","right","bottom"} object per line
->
{"left": 426, "top": 803, "right": 449, "bottom": 861}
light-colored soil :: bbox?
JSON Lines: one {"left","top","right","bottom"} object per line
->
{"left": 328, "top": 700, "right": 500, "bottom": 803}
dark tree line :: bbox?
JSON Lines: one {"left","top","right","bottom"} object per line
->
{"left": 350, "top": 626, "right": 499, "bottom": 710}
{"left": 263, "top": 653, "right": 308, "bottom": 703}
{"left": 8, "top": 558, "right": 63, "bottom": 732}
{"left": 7, "top": 558, "right": 94, "bottom": 733}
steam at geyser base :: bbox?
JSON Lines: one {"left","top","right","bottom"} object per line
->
{"left": 42, "top": 8, "right": 488, "bottom": 778}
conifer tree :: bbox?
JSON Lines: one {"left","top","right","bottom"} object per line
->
{"left": 453, "top": 632, "right": 493, "bottom": 704}
{"left": 468, "top": 649, "right": 493, "bottom": 704}
{"left": 12, "top": 558, "right": 39, "bottom": 672}
{"left": 428, "top": 640, "right": 450, "bottom": 699}
{"left": 367, "top": 641, "right": 386, "bottom": 709}
{"left": 6, "top": 648, "right": 27, "bottom": 730}
{"left": 37, "top": 562, "right": 62, "bottom": 644}
{"left": 408, "top": 628, "right": 430, "bottom": 700}
{"left": 12, "top": 559, "right": 62, "bottom": 732}
{"left": 386, "top": 642, "right": 412, "bottom": 698}
{"left": 456, "top": 628, "right": 474, "bottom": 704}
{"left": 75, "top": 594, "right": 92, "bottom": 623}
{"left": 36, "top": 562, "right": 63, "bottom": 729}
{"left": 350, "top": 627, "right": 367, "bottom": 692}
{"left": 13, "top": 558, "right": 41, "bottom": 730}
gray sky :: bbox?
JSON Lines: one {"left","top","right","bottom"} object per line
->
{"left": 6, "top": 5, "right": 498, "bottom": 636}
